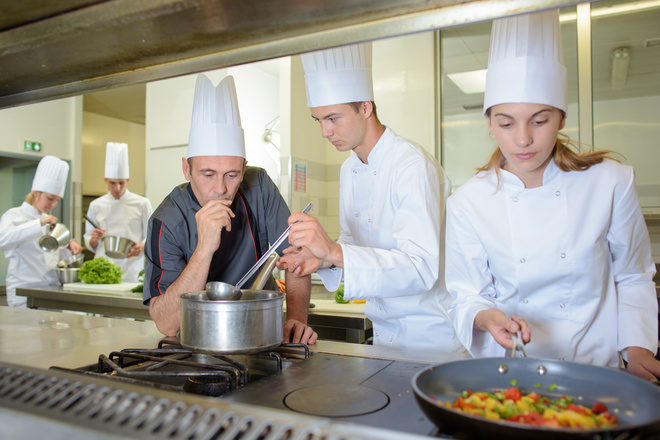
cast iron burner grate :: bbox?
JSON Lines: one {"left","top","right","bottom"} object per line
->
{"left": 51, "top": 340, "right": 310, "bottom": 396}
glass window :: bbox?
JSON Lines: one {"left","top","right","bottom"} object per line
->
{"left": 591, "top": 0, "right": 660, "bottom": 208}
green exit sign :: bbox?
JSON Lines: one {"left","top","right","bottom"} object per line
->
{"left": 24, "top": 141, "right": 42, "bottom": 152}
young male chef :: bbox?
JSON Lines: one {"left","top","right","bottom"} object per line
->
{"left": 84, "top": 142, "right": 153, "bottom": 282}
{"left": 277, "top": 43, "right": 463, "bottom": 353}
{"left": 143, "top": 74, "right": 317, "bottom": 345}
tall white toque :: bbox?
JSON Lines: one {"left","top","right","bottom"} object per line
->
{"left": 301, "top": 42, "right": 374, "bottom": 108}
{"left": 31, "top": 155, "right": 69, "bottom": 198}
{"left": 483, "top": 9, "right": 567, "bottom": 115}
{"left": 105, "top": 142, "right": 130, "bottom": 179}
{"left": 187, "top": 74, "right": 245, "bottom": 159}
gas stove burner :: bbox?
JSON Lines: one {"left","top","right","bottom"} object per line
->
{"left": 284, "top": 383, "right": 390, "bottom": 417}
{"left": 183, "top": 375, "right": 231, "bottom": 396}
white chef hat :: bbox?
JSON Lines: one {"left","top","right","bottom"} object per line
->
{"left": 31, "top": 155, "right": 69, "bottom": 198}
{"left": 483, "top": 9, "right": 566, "bottom": 115}
{"left": 301, "top": 42, "right": 374, "bottom": 108}
{"left": 187, "top": 74, "right": 245, "bottom": 159}
{"left": 105, "top": 142, "right": 130, "bottom": 179}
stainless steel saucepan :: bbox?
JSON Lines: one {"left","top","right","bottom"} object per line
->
{"left": 179, "top": 253, "right": 284, "bottom": 354}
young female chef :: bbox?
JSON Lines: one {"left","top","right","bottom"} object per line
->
{"left": 445, "top": 10, "right": 660, "bottom": 381}
{"left": 0, "top": 155, "right": 82, "bottom": 308}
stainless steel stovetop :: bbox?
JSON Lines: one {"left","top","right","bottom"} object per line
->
{"left": 0, "top": 340, "right": 453, "bottom": 440}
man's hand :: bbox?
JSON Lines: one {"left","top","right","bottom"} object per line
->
{"left": 195, "top": 199, "right": 234, "bottom": 255}
{"left": 277, "top": 246, "right": 323, "bottom": 277}
{"left": 127, "top": 242, "right": 145, "bottom": 258}
{"left": 90, "top": 228, "right": 105, "bottom": 249}
{"left": 474, "top": 309, "right": 531, "bottom": 350}
{"left": 284, "top": 319, "right": 318, "bottom": 345}
{"left": 626, "top": 346, "right": 660, "bottom": 381}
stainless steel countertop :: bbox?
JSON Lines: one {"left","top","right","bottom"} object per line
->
{"left": 0, "top": 306, "right": 468, "bottom": 372}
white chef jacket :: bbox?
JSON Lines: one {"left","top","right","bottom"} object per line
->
{"left": 84, "top": 190, "right": 153, "bottom": 282}
{"left": 318, "top": 127, "right": 464, "bottom": 353}
{"left": 0, "top": 202, "right": 73, "bottom": 307}
{"left": 446, "top": 159, "right": 657, "bottom": 367}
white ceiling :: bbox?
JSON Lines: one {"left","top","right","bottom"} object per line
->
{"left": 83, "top": 1, "right": 660, "bottom": 123}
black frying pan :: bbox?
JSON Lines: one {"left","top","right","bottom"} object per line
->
{"left": 412, "top": 357, "right": 660, "bottom": 440}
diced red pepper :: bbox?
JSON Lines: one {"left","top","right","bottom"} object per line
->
{"left": 503, "top": 387, "right": 522, "bottom": 402}
{"left": 592, "top": 402, "right": 608, "bottom": 415}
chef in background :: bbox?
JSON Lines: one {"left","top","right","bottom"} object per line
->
{"left": 277, "top": 43, "right": 463, "bottom": 353}
{"left": 0, "top": 155, "right": 82, "bottom": 307}
{"left": 446, "top": 10, "right": 660, "bottom": 380}
{"left": 143, "top": 74, "right": 316, "bottom": 345}
{"left": 84, "top": 142, "right": 153, "bottom": 282}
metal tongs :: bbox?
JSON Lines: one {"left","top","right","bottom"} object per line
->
{"left": 234, "top": 202, "right": 313, "bottom": 289}
{"left": 510, "top": 331, "right": 528, "bottom": 358}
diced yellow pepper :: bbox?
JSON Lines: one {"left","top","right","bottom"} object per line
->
{"left": 515, "top": 399, "right": 530, "bottom": 412}
{"left": 485, "top": 411, "right": 501, "bottom": 421}
{"left": 484, "top": 397, "right": 497, "bottom": 412}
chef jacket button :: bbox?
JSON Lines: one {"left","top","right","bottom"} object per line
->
{"left": 353, "top": 169, "right": 357, "bottom": 174}
{"left": 354, "top": 213, "right": 359, "bottom": 217}
{"left": 559, "top": 303, "right": 566, "bottom": 308}
{"left": 560, "top": 253, "right": 566, "bottom": 258}
{"left": 367, "top": 219, "right": 372, "bottom": 223}
{"left": 373, "top": 171, "right": 377, "bottom": 176}
{"left": 520, "top": 258, "right": 525, "bottom": 263}
{"left": 522, "top": 299, "right": 529, "bottom": 304}
{"left": 555, "top": 191, "right": 561, "bottom": 196}
{"left": 512, "top": 197, "right": 518, "bottom": 202}
{"left": 560, "top": 357, "right": 565, "bottom": 361}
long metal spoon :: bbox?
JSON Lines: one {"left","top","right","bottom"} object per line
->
{"left": 206, "top": 202, "right": 313, "bottom": 300}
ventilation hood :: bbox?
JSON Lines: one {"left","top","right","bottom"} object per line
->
{"left": 0, "top": 0, "right": 586, "bottom": 110}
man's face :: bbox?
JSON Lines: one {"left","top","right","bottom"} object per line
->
{"left": 310, "top": 103, "right": 368, "bottom": 153}
{"left": 183, "top": 156, "right": 247, "bottom": 207}
{"left": 105, "top": 178, "right": 129, "bottom": 200}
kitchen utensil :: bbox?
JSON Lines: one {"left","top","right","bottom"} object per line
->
{"left": 103, "top": 235, "right": 136, "bottom": 259}
{"left": 510, "top": 331, "right": 528, "bottom": 358}
{"left": 180, "top": 253, "right": 283, "bottom": 353}
{"left": 206, "top": 253, "right": 279, "bottom": 301}
{"left": 204, "top": 202, "right": 313, "bottom": 301}
{"left": 56, "top": 268, "right": 80, "bottom": 284}
{"left": 412, "top": 357, "right": 660, "bottom": 439}
{"left": 83, "top": 215, "right": 101, "bottom": 230}
{"left": 234, "top": 202, "right": 313, "bottom": 289}
{"left": 38, "top": 223, "right": 71, "bottom": 252}
{"left": 57, "top": 253, "right": 85, "bottom": 268}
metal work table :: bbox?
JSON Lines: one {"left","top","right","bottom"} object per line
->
{"left": 17, "top": 286, "right": 150, "bottom": 320}
{"left": 0, "top": 307, "right": 466, "bottom": 370}
{"left": 17, "top": 285, "right": 373, "bottom": 344}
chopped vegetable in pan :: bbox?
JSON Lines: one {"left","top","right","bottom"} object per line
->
{"left": 440, "top": 387, "right": 617, "bottom": 429}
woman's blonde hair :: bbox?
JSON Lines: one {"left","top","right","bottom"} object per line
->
{"left": 25, "top": 191, "right": 37, "bottom": 204}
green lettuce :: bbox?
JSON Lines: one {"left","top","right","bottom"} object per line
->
{"left": 79, "top": 257, "right": 123, "bottom": 284}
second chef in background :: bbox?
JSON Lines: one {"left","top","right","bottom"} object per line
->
{"left": 84, "top": 142, "right": 153, "bottom": 282}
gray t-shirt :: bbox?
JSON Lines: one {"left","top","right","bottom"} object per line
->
{"left": 143, "top": 167, "right": 290, "bottom": 304}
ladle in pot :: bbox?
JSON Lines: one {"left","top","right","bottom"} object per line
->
{"left": 206, "top": 202, "right": 313, "bottom": 301}
{"left": 206, "top": 253, "right": 279, "bottom": 300}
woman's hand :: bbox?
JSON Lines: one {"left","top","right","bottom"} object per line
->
{"left": 474, "top": 309, "right": 531, "bottom": 349}
{"left": 68, "top": 239, "right": 82, "bottom": 255}
{"left": 626, "top": 346, "right": 660, "bottom": 382}
{"left": 40, "top": 215, "right": 58, "bottom": 227}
